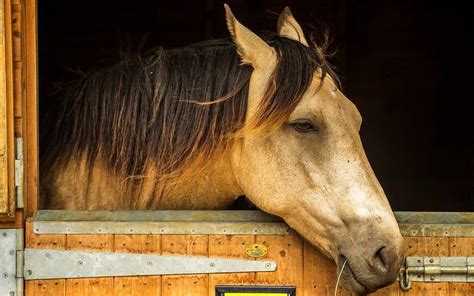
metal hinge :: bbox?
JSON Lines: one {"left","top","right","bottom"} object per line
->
{"left": 399, "top": 256, "right": 474, "bottom": 290}
{"left": 23, "top": 249, "right": 277, "bottom": 280}
{"left": 0, "top": 229, "right": 24, "bottom": 296}
{"left": 14, "top": 138, "right": 24, "bottom": 209}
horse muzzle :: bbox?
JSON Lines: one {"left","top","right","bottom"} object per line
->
{"left": 336, "top": 231, "right": 404, "bottom": 293}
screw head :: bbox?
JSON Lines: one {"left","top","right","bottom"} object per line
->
{"left": 78, "top": 261, "right": 84, "bottom": 266}
{"left": 430, "top": 276, "right": 435, "bottom": 281}
{"left": 265, "top": 263, "right": 271, "bottom": 268}
{"left": 3, "top": 272, "right": 8, "bottom": 278}
{"left": 9, "top": 250, "right": 15, "bottom": 255}
{"left": 2, "top": 232, "right": 7, "bottom": 237}
{"left": 27, "top": 270, "right": 32, "bottom": 275}
{"left": 209, "top": 262, "right": 215, "bottom": 267}
{"left": 429, "top": 258, "right": 434, "bottom": 263}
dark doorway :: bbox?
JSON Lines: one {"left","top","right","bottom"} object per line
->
{"left": 39, "top": 0, "right": 473, "bottom": 211}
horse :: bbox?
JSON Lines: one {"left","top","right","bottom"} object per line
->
{"left": 40, "top": 5, "right": 404, "bottom": 293}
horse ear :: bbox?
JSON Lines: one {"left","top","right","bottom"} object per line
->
{"left": 224, "top": 4, "right": 275, "bottom": 69}
{"left": 277, "top": 7, "right": 308, "bottom": 46}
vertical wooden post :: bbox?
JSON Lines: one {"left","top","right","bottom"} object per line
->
{"left": 24, "top": 0, "right": 38, "bottom": 217}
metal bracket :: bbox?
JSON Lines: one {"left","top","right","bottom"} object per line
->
{"left": 0, "top": 229, "right": 23, "bottom": 296}
{"left": 23, "top": 249, "right": 277, "bottom": 280}
{"left": 14, "top": 138, "right": 23, "bottom": 209}
{"left": 399, "top": 256, "right": 474, "bottom": 290}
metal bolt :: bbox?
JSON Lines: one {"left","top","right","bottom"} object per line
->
{"left": 9, "top": 250, "right": 15, "bottom": 255}
{"left": 27, "top": 270, "right": 32, "bottom": 275}
{"left": 209, "top": 262, "right": 215, "bottom": 267}
{"left": 3, "top": 272, "right": 8, "bottom": 278}
{"left": 78, "top": 261, "right": 84, "bottom": 266}
{"left": 430, "top": 276, "right": 435, "bottom": 281}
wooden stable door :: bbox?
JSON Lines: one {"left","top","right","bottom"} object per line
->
{"left": 0, "top": 0, "right": 37, "bottom": 226}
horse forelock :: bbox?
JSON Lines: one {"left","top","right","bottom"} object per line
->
{"left": 42, "top": 31, "right": 339, "bottom": 185}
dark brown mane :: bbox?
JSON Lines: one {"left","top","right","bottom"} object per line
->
{"left": 41, "top": 31, "right": 338, "bottom": 188}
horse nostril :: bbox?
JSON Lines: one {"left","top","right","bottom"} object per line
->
{"left": 373, "top": 246, "right": 389, "bottom": 273}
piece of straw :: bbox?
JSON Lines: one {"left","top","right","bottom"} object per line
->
{"left": 334, "top": 258, "right": 347, "bottom": 296}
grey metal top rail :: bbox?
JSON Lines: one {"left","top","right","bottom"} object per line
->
{"left": 31, "top": 210, "right": 474, "bottom": 237}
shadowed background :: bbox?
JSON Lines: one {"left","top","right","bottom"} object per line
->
{"left": 39, "top": 0, "right": 473, "bottom": 211}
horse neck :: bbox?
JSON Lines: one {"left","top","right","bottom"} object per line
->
{"left": 151, "top": 150, "right": 243, "bottom": 209}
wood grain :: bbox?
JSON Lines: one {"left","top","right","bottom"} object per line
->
{"left": 114, "top": 234, "right": 161, "bottom": 296}
{"left": 161, "top": 235, "right": 208, "bottom": 296}
{"left": 65, "top": 234, "right": 114, "bottom": 295}
{"left": 401, "top": 237, "right": 450, "bottom": 296}
{"left": 303, "top": 240, "right": 352, "bottom": 296}
{"left": 25, "top": 0, "right": 38, "bottom": 218}
{"left": 0, "top": 0, "right": 15, "bottom": 219}
{"left": 25, "top": 221, "right": 66, "bottom": 296}
{"left": 255, "top": 234, "right": 304, "bottom": 291}
{"left": 449, "top": 237, "right": 474, "bottom": 296}
{"left": 208, "top": 235, "right": 256, "bottom": 294}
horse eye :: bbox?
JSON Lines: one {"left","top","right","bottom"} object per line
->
{"left": 291, "top": 120, "right": 319, "bottom": 133}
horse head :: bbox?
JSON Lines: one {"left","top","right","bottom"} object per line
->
{"left": 224, "top": 5, "right": 404, "bottom": 293}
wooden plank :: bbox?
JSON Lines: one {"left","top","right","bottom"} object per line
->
{"left": 161, "top": 235, "right": 208, "bottom": 296}
{"left": 11, "top": 5, "right": 21, "bottom": 62}
{"left": 208, "top": 235, "right": 256, "bottom": 294}
{"left": 255, "top": 234, "right": 303, "bottom": 290}
{"left": 371, "top": 284, "right": 400, "bottom": 296}
{"left": 0, "top": 0, "right": 16, "bottom": 219}
{"left": 25, "top": 0, "right": 38, "bottom": 218}
{"left": 65, "top": 234, "right": 114, "bottom": 296}
{"left": 114, "top": 234, "right": 161, "bottom": 296}
{"left": 303, "top": 240, "right": 351, "bottom": 296}
{"left": 25, "top": 220, "right": 66, "bottom": 296}
{"left": 401, "top": 237, "right": 450, "bottom": 295}
{"left": 449, "top": 237, "right": 474, "bottom": 296}
{"left": 0, "top": 0, "right": 8, "bottom": 212}
{"left": 13, "top": 61, "right": 22, "bottom": 118}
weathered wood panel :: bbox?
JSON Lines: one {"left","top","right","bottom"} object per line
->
{"left": 208, "top": 235, "right": 256, "bottom": 293}
{"left": 449, "top": 237, "right": 474, "bottom": 296}
{"left": 114, "top": 234, "right": 161, "bottom": 296}
{"left": 401, "top": 237, "right": 450, "bottom": 295}
{"left": 23, "top": 218, "right": 474, "bottom": 295}
{"left": 161, "top": 235, "right": 209, "bottom": 296}
{"left": 0, "top": 0, "right": 15, "bottom": 218}
{"left": 25, "top": 0, "right": 38, "bottom": 218}
{"left": 25, "top": 221, "right": 66, "bottom": 296}
{"left": 255, "top": 235, "right": 304, "bottom": 290}
{"left": 65, "top": 234, "right": 114, "bottom": 295}
{"left": 303, "top": 240, "right": 352, "bottom": 296}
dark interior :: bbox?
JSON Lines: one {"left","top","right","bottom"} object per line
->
{"left": 38, "top": 0, "right": 473, "bottom": 211}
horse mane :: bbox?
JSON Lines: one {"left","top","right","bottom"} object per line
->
{"left": 41, "top": 31, "right": 339, "bottom": 187}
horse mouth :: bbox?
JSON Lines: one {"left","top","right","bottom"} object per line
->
{"left": 338, "top": 256, "right": 375, "bottom": 294}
